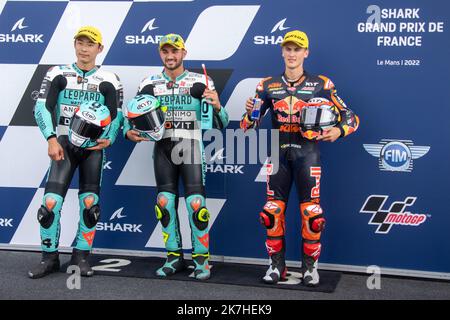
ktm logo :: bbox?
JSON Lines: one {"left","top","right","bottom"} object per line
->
{"left": 279, "top": 124, "right": 301, "bottom": 133}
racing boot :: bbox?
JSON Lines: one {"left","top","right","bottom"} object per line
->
{"left": 301, "top": 242, "right": 321, "bottom": 286}
{"left": 192, "top": 253, "right": 210, "bottom": 281}
{"left": 68, "top": 248, "right": 94, "bottom": 277}
{"left": 262, "top": 251, "right": 287, "bottom": 284}
{"left": 156, "top": 250, "right": 187, "bottom": 277}
{"left": 28, "top": 251, "right": 60, "bottom": 279}
{"left": 301, "top": 255, "right": 320, "bottom": 286}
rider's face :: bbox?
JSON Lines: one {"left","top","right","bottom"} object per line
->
{"left": 74, "top": 37, "right": 103, "bottom": 65}
{"left": 159, "top": 45, "right": 186, "bottom": 71}
{"left": 282, "top": 43, "right": 309, "bottom": 70}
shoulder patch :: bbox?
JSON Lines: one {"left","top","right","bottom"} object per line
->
{"left": 256, "top": 76, "right": 272, "bottom": 91}
{"left": 45, "top": 65, "right": 64, "bottom": 80}
{"left": 318, "top": 75, "right": 334, "bottom": 90}
{"left": 97, "top": 70, "right": 122, "bottom": 86}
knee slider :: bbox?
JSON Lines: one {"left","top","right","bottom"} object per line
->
{"left": 155, "top": 204, "right": 171, "bottom": 228}
{"left": 259, "top": 200, "right": 285, "bottom": 229}
{"left": 301, "top": 203, "right": 325, "bottom": 239}
{"left": 37, "top": 206, "right": 54, "bottom": 229}
{"left": 192, "top": 207, "right": 210, "bottom": 231}
{"left": 309, "top": 215, "right": 326, "bottom": 233}
{"left": 188, "top": 196, "right": 209, "bottom": 231}
{"left": 259, "top": 211, "right": 275, "bottom": 229}
{"left": 83, "top": 205, "right": 100, "bottom": 229}
{"left": 156, "top": 193, "right": 172, "bottom": 228}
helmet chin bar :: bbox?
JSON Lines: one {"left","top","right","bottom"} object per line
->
{"left": 130, "top": 107, "right": 166, "bottom": 141}
{"left": 68, "top": 101, "right": 111, "bottom": 148}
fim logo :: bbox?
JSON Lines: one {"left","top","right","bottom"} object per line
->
{"left": 363, "top": 139, "right": 430, "bottom": 172}
{"left": 96, "top": 207, "right": 143, "bottom": 233}
{"left": 360, "top": 195, "right": 427, "bottom": 234}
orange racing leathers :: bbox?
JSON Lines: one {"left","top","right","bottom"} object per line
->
{"left": 240, "top": 71, "right": 359, "bottom": 284}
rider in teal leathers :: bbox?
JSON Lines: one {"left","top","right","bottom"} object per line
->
{"left": 28, "top": 26, "right": 123, "bottom": 279}
{"left": 124, "top": 34, "right": 229, "bottom": 280}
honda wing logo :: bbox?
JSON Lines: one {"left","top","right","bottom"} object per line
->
{"left": 254, "top": 18, "right": 290, "bottom": 45}
{"left": 11, "top": 18, "right": 28, "bottom": 31}
{"left": 360, "top": 195, "right": 427, "bottom": 234}
{"left": 270, "top": 18, "right": 290, "bottom": 33}
{"left": 141, "top": 18, "right": 159, "bottom": 33}
{"left": 364, "top": 139, "right": 430, "bottom": 172}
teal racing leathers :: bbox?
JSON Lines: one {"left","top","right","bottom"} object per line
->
{"left": 123, "top": 69, "right": 229, "bottom": 279}
{"left": 34, "top": 63, "right": 123, "bottom": 252}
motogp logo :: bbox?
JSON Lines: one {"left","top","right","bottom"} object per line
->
{"left": 360, "top": 195, "right": 427, "bottom": 234}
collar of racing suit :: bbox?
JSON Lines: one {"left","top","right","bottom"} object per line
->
{"left": 72, "top": 62, "right": 99, "bottom": 78}
{"left": 162, "top": 68, "right": 189, "bottom": 83}
{"left": 281, "top": 71, "right": 307, "bottom": 87}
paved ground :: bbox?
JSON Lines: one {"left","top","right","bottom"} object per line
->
{"left": 1, "top": 250, "right": 449, "bottom": 300}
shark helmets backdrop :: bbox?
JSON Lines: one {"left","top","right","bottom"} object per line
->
{"left": 0, "top": 0, "right": 449, "bottom": 279}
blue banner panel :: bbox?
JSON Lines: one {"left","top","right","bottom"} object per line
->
{"left": 0, "top": 0, "right": 449, "bottom": 278}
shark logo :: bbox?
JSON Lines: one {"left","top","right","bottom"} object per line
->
{"left": 96, "top": 207, "right": 143, "bottom": 233}
{"left": 209, "top": 148, "right": 226, "bottom": 162}
{"left": 141, "top": 18, "right": 159, "bottom": 33}
{"left": 110, "top": 207, "right": 126, "bottom": 220}
{"left": 11, "top": 18, "right": 28, "bottom": 32}
{"left": 271, "top": 18, "right": 290, "bottom": 33}
{"left": 254, "top": 18, "right": 291, "bottom": 45}
{"left": 125, "top": 18, "right": 163, "bottom": 45}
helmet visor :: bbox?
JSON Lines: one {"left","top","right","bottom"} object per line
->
{"left": 70, "top": 115, "right": 104, "bottom": 140}
{"left": 300, "top": 105, "right": 339, "bottom": 131}
{"left": 131, "top": 108, "right": 165, "bottom": 133}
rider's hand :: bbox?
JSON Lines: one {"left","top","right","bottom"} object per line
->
{"left": 48, "top": 137, "right": 64, "bottom": 161}
{"left": 245, "top": 97, "right": 254, "bottom": 118}
{"left": 86, "top": 139, "right": 111, "bottom": 151}
{"left": 203, "top": 89, "right": 221, "bottom": 112}
{"left": 126, "top": 130, "right": 150, "bottom": 143}
{"left": 316, "top": 127, "right": 341, "bottom": 142}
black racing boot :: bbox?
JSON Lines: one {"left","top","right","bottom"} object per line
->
{"left": 28, "top": 251, "right": 60, "bottom": 279}
{"left": 301, "top": 254, "right": 320, "bottom": 286}
{"left": 68, "top": 248, "right": 94, "bottom": 277}
{"left": 192, "top": 254, "right": 211, "bottom": 281}
{"left": 156, "top": 251, "right": 187, "bottom": 277}
{"left": 262, "top": 252, "right": 287, "bottom": 284}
